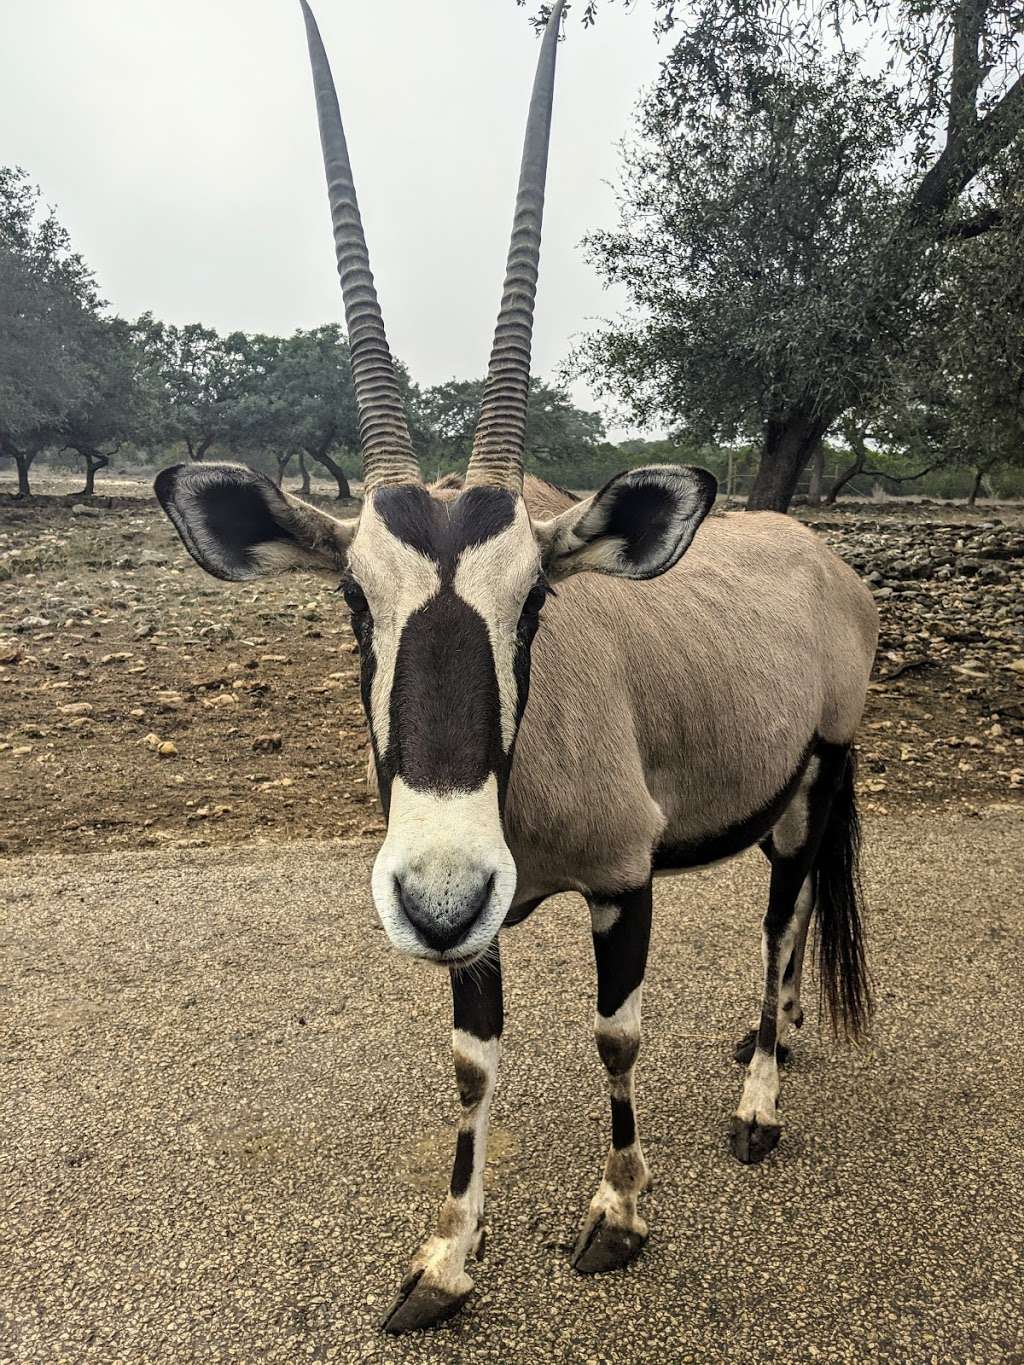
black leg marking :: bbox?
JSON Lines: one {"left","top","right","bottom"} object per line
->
{"left": 572, "top": 883, "right": 652, "bottom": 1276}
{"left": 731, "top": 747, "right": 850, "bottom": 1166}
{"left": 381, "top": 948, "right": 503, "bottom": 1334}
{"left": 449, "top": 1130, "right": 474, "bottom": 1199}
{"left": 733, "top": 1028, "right": 791, "bottom": 1068}
{"left": 452, "top": 950, "right": 503, "bottom": 1041}
{"left": 610, "top": 1097, "right": 636, "bottom": 1149}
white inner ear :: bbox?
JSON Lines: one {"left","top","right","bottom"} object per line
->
{"left": 533, "top": 493, "right": 605, "bottom": 580}
{"left": 247, "top": 531, "right": 354, "bottom": 577}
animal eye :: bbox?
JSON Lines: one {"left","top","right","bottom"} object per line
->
{"left": 341, "top": 578, "right": 369, "bottom": 615}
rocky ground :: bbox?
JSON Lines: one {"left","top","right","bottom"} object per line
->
{"left": 1, "top": 483, "right": 1022, "bottom": 858}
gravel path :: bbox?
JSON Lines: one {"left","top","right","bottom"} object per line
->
{"left": 2, "top": 808, "right": 1022, "bottom": 1363}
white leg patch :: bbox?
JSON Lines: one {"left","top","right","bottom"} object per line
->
{"left": 736, "top": 1046, "right": 780, "bottom": 1126}
{"left": 773, "top": 757, "right": 819, "bottom": 857}
{"left": 778, "top": 877, "right": 814, "bottom": 1037}
{"left": 589, "top": 900, "right": 621, "bottom": 936}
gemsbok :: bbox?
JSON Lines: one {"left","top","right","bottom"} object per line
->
{"left": 155, "top": 0, "right": 878, "bottom": 1333}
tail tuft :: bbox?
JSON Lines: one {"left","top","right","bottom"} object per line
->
{"left": 815, "top": 748, "right": 872, "bottom": 1040}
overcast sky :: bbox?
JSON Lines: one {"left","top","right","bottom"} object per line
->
{"left": 2, "top": 0, "right": 666, "bottom": 435}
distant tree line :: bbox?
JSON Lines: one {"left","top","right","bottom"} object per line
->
{"left": 4, "top": 107, "right": 1022, "bottom": 509}
{"left": 0, "top": 166, "right": 616, "bottom": 501}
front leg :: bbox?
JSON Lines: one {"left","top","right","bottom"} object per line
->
{"left": 572, "top": 882, "right": 652, "bottom": 1275}
{"left": 381, "top": 947, "right": 502, "bottom": 1334}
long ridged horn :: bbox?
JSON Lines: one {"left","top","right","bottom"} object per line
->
{"left": 300, "top": 1, "right": 420, "bottom": 490}
{"left": 465, "top": 0, "right": 565, "bottom": 492}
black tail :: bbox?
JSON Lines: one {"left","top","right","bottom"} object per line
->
{"left": 814, "top": 748, "right": 872, "bottom": 1039}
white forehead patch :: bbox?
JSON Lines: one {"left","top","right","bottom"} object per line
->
{"left": 452, "top": 503, "right": 540, "bottom": 751}
{"left": 349, "top": 500, "right": 441, "bottom": 755}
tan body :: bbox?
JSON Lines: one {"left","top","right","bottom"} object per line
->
{"left": 507, "top": 479, "right": 879, "bottom": 902}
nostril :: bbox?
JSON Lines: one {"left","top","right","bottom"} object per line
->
{"left": 468, "top": 873, "right": 495, "bottom": 921}
{"left": 394, "top": 873, "right": 495, "bottom": 954}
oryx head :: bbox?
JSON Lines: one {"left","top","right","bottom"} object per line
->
{"left": 156, "top": 0, "right": 716, "bottom": 966}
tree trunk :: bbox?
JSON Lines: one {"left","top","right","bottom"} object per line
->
{"left": 827, "top": 431, "right": 868, "bottom": 505}
{"left": 79, "top": 448, "right": 109, "bottom": 497}
{"left": 747, "top": 414, "right": 827, "bottom": 512}
{"left": 298, "top": 452, "right": 311, "bottom": 496}
{"left": 186, "top": 436, "right": 213, "bottom": 461}
{"left": 275, "top": 451, "right": 293, "bottom": 487}
{"left": 14, "top": 450, "right": 32, "bottom": 498}
{"left": 968, "top": 466, "right": 984, "bottom": 507}
{"left": 307, "top": 448, "right": 350, "bottom": 500}
{"left": 806, "top": 445, "right": 825, "bottom": 505}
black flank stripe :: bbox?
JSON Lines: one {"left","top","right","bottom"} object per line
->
{"left": 654, "top": 737, "right": 818, "bottom": 870}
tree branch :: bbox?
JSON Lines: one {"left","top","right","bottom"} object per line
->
{"left": 861, "top": 461, "right": 940, "bottom": 484}
{"left": 947, "top": 0, "right": 987, "bottom": 146}
{"left": 936, "top": 206, "right": 1004, "bottom": 238}
{"left": 910, "top": 72, "right": 1024, "bottom": 225}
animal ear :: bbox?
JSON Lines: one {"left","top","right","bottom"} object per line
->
{"left": 154, "top": 462, "right": 357, "bottom": 581}
{"left": 535, "top": 465, "right": 717, "bottom": 582}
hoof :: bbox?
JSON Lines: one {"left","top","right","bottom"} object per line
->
{"left": 379, "top": 1268, "right": 470, "bottom": 1335}
{"left": 729, "top": 1115, "right": 782, "bottom": 1165}
{"left": 733, "top": 1029, "right": 790, "bottom": 1067}
{"left": 570, "top": 1211, "right": 647, "bottom": 1275}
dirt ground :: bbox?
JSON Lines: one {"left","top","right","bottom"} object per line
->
{"left": 1, "top": 473, "right": 1022, "bottom": 858}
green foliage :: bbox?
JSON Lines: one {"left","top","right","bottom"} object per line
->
{"left": 129, "top": 315, "right": 254, "bottom": 461}
{"left": 0, "top": 168, "right": 102, "bottom": 488}
{"left": 575, "top": 56, "right": 919, "bottom": 442}
{"left": 923, "top": 151, "right": 1024, "bottom": 479}
{"left": 416, "top": 377, "right": 605, "bottom": 483}
{"left": 549, "top": 0, "right": 1024, "bottom": 509}
{"left": 828, "top": 146, "right": 1024, "bottom": 502}
{"left": 62, "top": 316, "right": 165, "bottom": 460}
{"left": 527, "top": 0, "right": 1023, "bottom": 163}
{"left": 225, "top": 326, "right": 425, "bottom": 496}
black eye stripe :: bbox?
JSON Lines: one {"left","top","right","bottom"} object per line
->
{"left": 340, "top": 575, "right": 369, "bottom": 614}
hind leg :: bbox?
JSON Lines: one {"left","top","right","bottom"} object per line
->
{"left": 730, "top": 754, "right": 837, "bottom": 1164}
{"left": 733, "top": 875, "right": 814, "bottom": 1066}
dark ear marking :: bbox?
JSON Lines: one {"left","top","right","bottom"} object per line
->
{"left": 155, "top": 465, "right": 288, "bottom": 579}
{"left": 537, "top": 465, "right": 717, "bottom": 582}
{"left": 154, "top": 462, "right": 355, "bottom": 581}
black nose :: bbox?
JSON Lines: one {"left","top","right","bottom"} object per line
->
{"left": 395, "top": 875, "right": 495, "bottom": 954}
